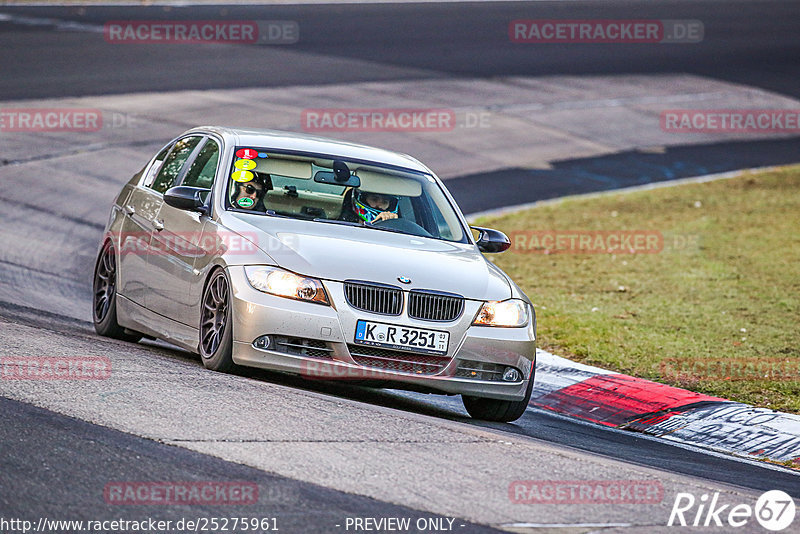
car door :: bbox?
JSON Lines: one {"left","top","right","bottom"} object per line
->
{"left": 146, "top": 136, "right": 220, "bottom": 326}
{"left": 123, "top": 135, "right": 203, "bottom": 314}
{"left": 117, "top": 143, "right": 172, "bottom": 306}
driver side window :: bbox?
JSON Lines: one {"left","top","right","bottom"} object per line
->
{"left": 182, "top": 139, "right": 219, "bottom": 190}
{"left": 150, "top": 136, "right": 202, "bottom": 194}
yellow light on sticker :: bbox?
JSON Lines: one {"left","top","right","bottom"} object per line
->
{"left": 234, "top": 159, "right": 257, "bottom": 171}
{"left": 232, "top": 170, "right": 254, "bottom": 182}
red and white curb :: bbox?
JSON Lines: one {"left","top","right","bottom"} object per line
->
{"left": 531, "top": 349, "right": 800, "bottom": 464}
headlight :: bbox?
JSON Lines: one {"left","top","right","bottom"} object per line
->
{"left": 245, "top": 266, "right": 329, "bottom": 305}
{"left": 472, "top": 299, "right": 528, "bottom": 327}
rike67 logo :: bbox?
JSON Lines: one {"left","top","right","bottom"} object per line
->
{"left": 668, "top": 490, "right": 795, "bottom": 531}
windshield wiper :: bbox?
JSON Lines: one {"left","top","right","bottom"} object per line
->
{"left": 265, "top": 210, "right": 315, "bottom": 220}
{"left": 362, "top": 224, "right": 406, "bottom": 235}
{"left": 312, "top": 218, "right": 362, "bottom": 227}
{"left": 313, "top": 217, "right": 407, "bottom": 235}
{"left": 264, "top": 210, "right": 290, "bottom": 218}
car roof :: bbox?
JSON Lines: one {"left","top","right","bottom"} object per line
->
{"left": 184, "top": 126, "right": 433, "bottom": 175}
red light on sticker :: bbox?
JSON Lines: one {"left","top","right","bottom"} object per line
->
{"left": 236, "top": 148, "right": 258, "bottom": 159}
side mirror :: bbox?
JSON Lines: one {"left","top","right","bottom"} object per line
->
{"left": 164, "top": 186, "right": 208, "bottom": 213}
{"left": 471, "top": 226, "right": 511, "bottom": 253}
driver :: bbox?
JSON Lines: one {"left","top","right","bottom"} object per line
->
{"left": 231, "top": 173, "right": 272, "bottom": 211}
{"left": 343, "top": 189, "right": 399, "bottom": 224}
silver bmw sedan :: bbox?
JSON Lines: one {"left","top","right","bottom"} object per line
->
{"left": 93, "top": 127, "right": 536, "bottom": 422}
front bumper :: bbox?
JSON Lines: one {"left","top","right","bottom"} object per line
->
{"left": 228, "top": 266, "right": 536, "bottom": 401}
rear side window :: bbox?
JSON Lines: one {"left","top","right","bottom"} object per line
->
{"left": 142, "top": 145, "right": 170, "bottom": 188}
{"left": 182, "top": 139, "right": 220, "bottom": 190}
{"left": 150, "top": 136, "right": 202, "bottom": 194}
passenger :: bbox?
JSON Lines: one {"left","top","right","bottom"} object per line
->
{"left": 231, "top": 173, "right": 271, "bottom": 211}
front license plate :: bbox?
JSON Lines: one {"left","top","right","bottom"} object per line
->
{"left": 354, "top": 320, "right": 449, "bottom": 355}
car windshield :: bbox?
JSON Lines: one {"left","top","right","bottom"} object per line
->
{"left": 225, "top": 148, "right": 468, "bottom": 243}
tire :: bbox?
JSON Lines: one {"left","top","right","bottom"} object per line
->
{"left": 92, "top": 241, "right": 142, "bottom": 342}
{"left": 198, "top": 268, "right": 238, "bottom": 373}
{"left": 462, "top": 366, "right": 535, "bottom": 422}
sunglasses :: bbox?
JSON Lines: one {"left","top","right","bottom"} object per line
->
{"left": 241, "top": 184, "right": 264, "bottom": 195}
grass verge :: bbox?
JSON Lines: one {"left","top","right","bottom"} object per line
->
{"left": 475, "top": 165, "right": 800, "bottom": 413}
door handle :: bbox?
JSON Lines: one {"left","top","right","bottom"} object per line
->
{"left": 124, "top": 204, "right": 135, "bottom": 216}
{"left": 153, "top": 219, "right": 164, "bottom": 231}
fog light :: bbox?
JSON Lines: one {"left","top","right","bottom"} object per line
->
{"left": 253, "top": 335, "right": 272, "bottom": 350}
{"left": 502, "top": 367, "right": 521, "bottom": 382}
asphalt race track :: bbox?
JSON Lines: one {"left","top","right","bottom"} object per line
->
{"left": 2, "top": 1, "right": 800, "bottom": 211}
{"left": 1, "top": 1, "right": 799, "bottom": 531}
{"left": 0, "top": 396, "right": 502, "bottom": 533}
{"left": 1, "top": 1, "right": 800, "bottom": 99}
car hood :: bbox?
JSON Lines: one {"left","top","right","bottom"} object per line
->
{"left": 226, "top": 215, "right": 512, "bottom": 301}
